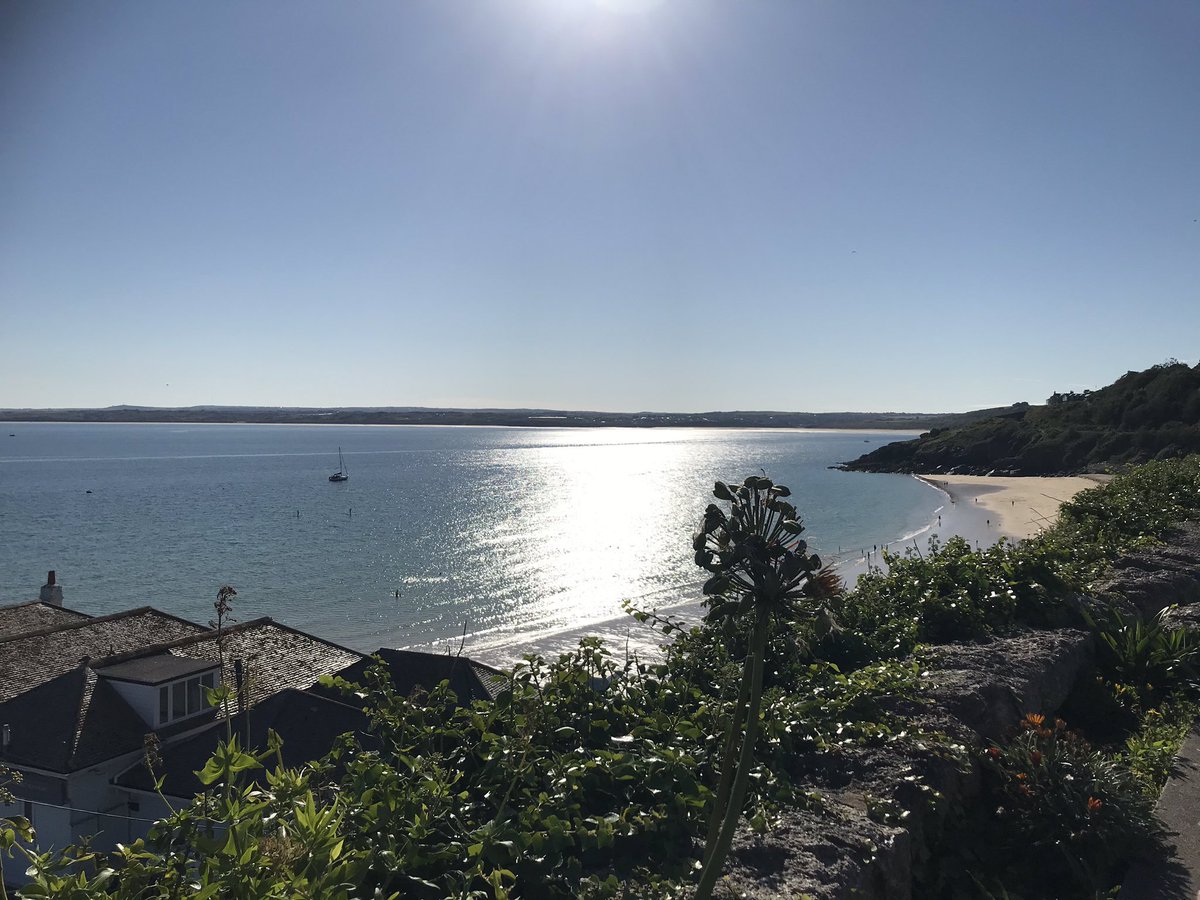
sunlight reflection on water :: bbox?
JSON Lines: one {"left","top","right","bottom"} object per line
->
{"left": 0, "top": 424, "right": 939, "bottom": 653}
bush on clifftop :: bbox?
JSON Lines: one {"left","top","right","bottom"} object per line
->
{"left": 842, "top": 360, "right": 1200, "bottom": 475}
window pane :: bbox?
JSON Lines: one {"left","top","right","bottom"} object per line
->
{"left": 187, "top": 677, "right": 201, "bottom": 715}
{"left": 159, "top": 686, "right": 169, "bottom": 724}
{"left": 201, "top": 672, "right": 215, "bottom": 690}
{"left": 172, "top": 681, "right": 186, "bottom": 718}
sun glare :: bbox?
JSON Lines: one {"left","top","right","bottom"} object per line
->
{"left": 592, "top": 0, "right": 667, "bottom": 16}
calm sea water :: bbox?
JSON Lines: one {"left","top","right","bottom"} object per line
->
{"left": 0, "top": 423, "right": 940, "bottom": 653}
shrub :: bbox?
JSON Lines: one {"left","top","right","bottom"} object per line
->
{"left": 831, "top": 536, "right": 1061, "bottom": 661}
{"left": 1124, "top": 697, "right": 1200, "bottom": 796}
{"left": 979, "top": 714, "right": 1162, "bottom": 895}
{"left": 1083, "top": 604, "right": 1200, "bottom": 703}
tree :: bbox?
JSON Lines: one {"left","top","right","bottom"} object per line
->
{"left": 692, "top": 476, "right": 842, "bottom": 899}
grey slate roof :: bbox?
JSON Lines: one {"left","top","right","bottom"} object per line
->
{"left": 89, "top": 618, "right": 366, "bottom": 709}
{"left": 115, "top": 689, "right": 375, "bottom": 798}
{"left": 0, "top": 601, "right": 91, "bottom": 639}
{"left": 0, "top": 607, "right": 208, "bottom": 703}
{"left": 314, "top": 647, "right": 507, "bottom": 705}
{"left": 0, "top": 605, "right": 496, "bottom": 781}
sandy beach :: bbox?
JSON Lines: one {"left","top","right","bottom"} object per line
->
{"left": 916, "top": 474, "right": 1107, "bottom": 541}
{"left": 467, "top": 474, "right": 1110, "bottom": 666}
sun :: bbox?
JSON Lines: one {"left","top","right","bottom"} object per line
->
{"left": 591, "top": 0, "right": 668, "bottom": 16}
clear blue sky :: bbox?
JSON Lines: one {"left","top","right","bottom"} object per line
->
{"left": 2, "top": 1, "right": 1197, "bottom": 413}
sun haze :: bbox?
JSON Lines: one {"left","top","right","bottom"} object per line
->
{"left": 1, "top": 2, "right": 1197, "bottom": 412}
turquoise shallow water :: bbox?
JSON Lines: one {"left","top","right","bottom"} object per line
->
{"left": 0, "top": 423, "right": 940, "bottom": 653}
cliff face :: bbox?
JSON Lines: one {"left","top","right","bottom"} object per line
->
{"left": 841, "top": 362, "right": 1200, "bottom": 476}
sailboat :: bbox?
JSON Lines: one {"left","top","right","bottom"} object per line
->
{"left": 328, "top": 448, "right": 349, "bottom": 482}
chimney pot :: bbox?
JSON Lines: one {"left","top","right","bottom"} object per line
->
{"left": 40, "top": 570, "right": 64, "bottom": 607}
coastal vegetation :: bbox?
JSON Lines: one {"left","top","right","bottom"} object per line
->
{"left": 843, "top": 360, "right": 1200, "bottom": 475}
{"left": 691, "top": 477, "right": 842, "bottom": 899}
{"left": 6, "top": 458, "right": 1200, "bottom": 898}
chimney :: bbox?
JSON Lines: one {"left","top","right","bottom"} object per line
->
{"left": 39, "top": 570, "right": 63, "bottom": 607}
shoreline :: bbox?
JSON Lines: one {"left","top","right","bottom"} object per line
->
{"left": 915, "top": 474, "right": 1105, "bottom": 541}
{"left": 467, "top": 474, "right": 1104, "bottom": 667}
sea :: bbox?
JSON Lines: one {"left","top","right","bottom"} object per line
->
{"left": 0, "top": 423, "right": 943, "bottom": 656}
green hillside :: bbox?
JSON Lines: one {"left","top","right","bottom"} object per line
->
{"left": 841, "top": 360, "right": 1200, "bottom": 475}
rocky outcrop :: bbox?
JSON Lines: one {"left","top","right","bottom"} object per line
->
{"left": 714, "top": 524, "right": 1200, "bottom": 898}
{"left": 922, "top": 628, "right": 1092, "bottom": 741}
{"left": 1090, "top": 522, "right": 1200, "bottom": 616}
{"left": 719, "top": 628, "right": 1093, "bottom": 898}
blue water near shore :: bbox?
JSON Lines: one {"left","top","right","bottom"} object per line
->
{"left": 0, "top": 423, "right": 941, "bottom": 654}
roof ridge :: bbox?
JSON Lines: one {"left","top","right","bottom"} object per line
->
{"left": 0, "top": 605, "right": 176, "bottom": 645}
{"left": 68, "top": 668, "right": 98, "bottom": 763}
{"left": 87, "top": 616, "right": 276, "bottom": 667}
{"left": 1, "top": 599, "right": 47, "bottom": 611}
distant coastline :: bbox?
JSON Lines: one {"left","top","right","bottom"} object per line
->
{"left": 0, "top": 403, "right": 1024, "bottom": 431}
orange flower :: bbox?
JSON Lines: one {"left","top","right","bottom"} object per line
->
{"left": 1023, "top": 713, "right": 1045, "bottom": 729}
{"left": 1014, "top": 772, "right": 1027, "bottom": 781}
{"left": 1087, "top": 797, "right": 1103, "bottom": 815}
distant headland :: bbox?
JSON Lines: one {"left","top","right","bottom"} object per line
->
{"left": 0, "top": 404, "right": 1025, "bottom": 431}
{"left": 841, "top": 360, "right": 1200, "bottom": 476}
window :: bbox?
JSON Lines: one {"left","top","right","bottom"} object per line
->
{"left": 158, "top": 671, "right": 217, "bottom": 725}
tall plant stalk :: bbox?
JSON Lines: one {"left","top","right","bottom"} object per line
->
{"left": 692, "top": 476, "right": 842, "bottom": 900}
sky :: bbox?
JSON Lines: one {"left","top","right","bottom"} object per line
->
{"left": 1, "top": 1, "right": 1197, "bottom": 414}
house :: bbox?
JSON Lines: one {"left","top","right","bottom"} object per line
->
{"left": 0, "top": 572, "right": 505, "bottom": 866}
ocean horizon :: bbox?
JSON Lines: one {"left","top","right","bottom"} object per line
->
{"left": 0, "top": 422, "right": 942, "bottom": 655}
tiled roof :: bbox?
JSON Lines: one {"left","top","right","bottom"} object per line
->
{"left": 90, "top": 618, "right": 366, "bottom": 711}
{"left": 0, "top": 669, "right": 90, "bottom": 771}
{"left": 0, "top": 663, "right": 217, "bottom": 773}
{"left": 0, "top": 607, "right": 207, "bottom": 703}
{"left": 71, "top": 671, "right": 161, "bottom": 769}
{"left": 0, "top": 601, "right": 91, "bottom": 639}
{"left": 0, "top": 610, "right": 364, "bottom": 776}
{"left": 115, "top": 689, "right": 374, "bottom": 798}
{"left": 314, "top": 648, "right": 507, "bottom": 705}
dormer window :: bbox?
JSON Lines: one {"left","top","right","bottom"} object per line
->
{"left": 158, "top": 671, "right": 217, "bottom": 725}
{"left": 95, "top": 654, "right": 221, "bottom": 729}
